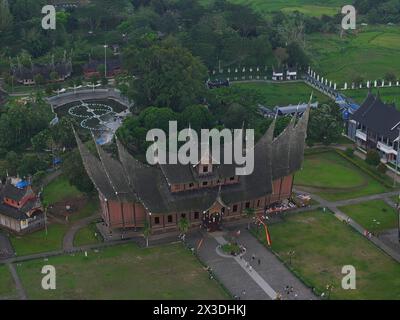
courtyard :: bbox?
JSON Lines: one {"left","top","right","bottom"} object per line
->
{"left": 256, "top": 209, "right": 400, "bottom": 299}
{"left": 13, "top": 243, "right": 229, "bottom": 300}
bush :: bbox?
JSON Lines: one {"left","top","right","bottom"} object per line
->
{"left": 344, "top": 147, "right": 354, "bottom": 158}
{"left": 366, "top": 150, "right": 381, "bottom": 166}
{"left": 377, "top": 163, "right": 387, "bottom": 174}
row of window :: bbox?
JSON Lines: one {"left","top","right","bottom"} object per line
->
{"left": 154, "top": 212, "right": 201, "bottom": 225}
{"left": 152, "top": 200, "right": 262, "bottom": 225}
{"left": 173, "top": 176, "right": 237, "bottom": 192}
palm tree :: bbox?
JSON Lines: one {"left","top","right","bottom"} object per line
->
{"left": 143, "top": 220, "right": 151, "bottom": 247}
{"left": 178, "top": 217, "right": 190, "bottom": 240}
{"left": 244, "top": 208, "right": 256, "bottom": 230}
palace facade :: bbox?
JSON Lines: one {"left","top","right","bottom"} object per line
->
{"left": 76, "top": 108, "right": 310, "bottom": 234}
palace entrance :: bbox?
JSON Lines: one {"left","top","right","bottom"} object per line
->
{"left": 202, "top": 211, "right": 222, "bottom": 232}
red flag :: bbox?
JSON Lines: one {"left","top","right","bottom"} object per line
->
{"left": 257, "top": 217, "right": 272, "bottom": 246}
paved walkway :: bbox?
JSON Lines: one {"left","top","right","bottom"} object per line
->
{"left": 187, "top": 229, "right": 316, "bottom": 300}
{"left": 7, "top": 263, "right": 27, "bottom": 300}
{"left": 0, "top": 232, "right": 14, "bottom": 259}
{"left": 295, "top": 188, "right": 400, "bottom": 263}
{"left": 63, "top": 213, "right": 101, "bottom": 251}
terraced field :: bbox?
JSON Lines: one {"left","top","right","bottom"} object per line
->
{"left": 202, "top": 0, "right": 346, "bottom": 17}
{"left": 307, "top": 26, "right": 400, "bottom": 84}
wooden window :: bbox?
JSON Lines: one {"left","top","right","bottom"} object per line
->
{"left": 245, "top": 202, "right": 250, "bottom": 209}
{"left": 230, "top": 176, "right": 235, "bottom": 181}
{"left": 194, "top": 212, "right": 199, "bottom": 219}
{"left": 203, "top": 166, "right": 209, "bottom": 173}
{"left": 167, "top": 215, "right": 173, "bottom": 223}
{"left": 189, "top": 183, "right": 194, "bottom": 188}
{"left": 233, "top": 205, "right": 238, "bottom": 212}
{"left": 181, "top": 213, "right": 186, "bottom": 219}
{"left": 202, "top": 181, "right": 208, "bottom": 186}
{"left": 154, "top": 217, "right": 160, "bottom": 224}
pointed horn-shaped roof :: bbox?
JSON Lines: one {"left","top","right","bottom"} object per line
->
{"left": 73, "top": 128, "right": 116, "bottom": 200}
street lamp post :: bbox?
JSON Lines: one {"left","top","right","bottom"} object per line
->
{"left": 104, "top": 44, "right": 108, "bottom": 79}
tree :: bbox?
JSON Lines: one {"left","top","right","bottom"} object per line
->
{"left": 286, "top": 42, "right": 310, "bottom": 71}
{"left": 385, "top": 72, "right": 397, "bottom": 83}
{"left": 180, "top": 104, "right": 213, "bottom": 132}
{"left": 0, "top": 0, "right": 12, "bottom": 32}
{"left": 222, "top": 103, "right": 250, "bottom": 128}
{"left": 62, "top": 149, "right": 94, "bottom": 194}
{"left": 365, "top": 150, "right": 381, "bottom": 166}
{"left": 307, "top": 104, "right": 343, "bottom": 146}
{"left": 51, "top": 117, "right": 77, "bottom": 149}
{"left": 5, "top": 151, "right": 19, "bottom": 176}
{"left": 34, "top": 74, "right": 45, "bottom": 86}
{"left": 31, "top": 130, "right": 52, "bottom": 152}
{"left": 123, "top": 42, "right": 208, "bottom": 112}
{"left": 244, "top": 207, "right": 255, "bottom": 230}
{"left": 143, "top": 220, "right": 151, "bottom": 247}
{"left": 178, "top": 217, "right": 190, "bottom": 238}
{"left": 18, "top": 154, "right": 48, "bottom": 177}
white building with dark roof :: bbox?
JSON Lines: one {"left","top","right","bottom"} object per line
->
{"left": 348, "top": 91, "right": 400, "bottom": 164}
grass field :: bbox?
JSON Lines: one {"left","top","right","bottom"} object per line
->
{"left": 339, "top": 200, "right": 398, "bottom": 234}
{"left": 73, "top": 222, "right": 102, "bottom": 247}
{"left": 344, "top": 87, "right": 400, "bottom": 108}
{"left": 0, "top": 265, "right": 17, "bottom": 299}
{"left": 69, "top": 198, "right": 99, "bottom": 223}
{"left": 233, "top": 82, "right": 330, "bottom": 106}
{"left": 308, "top": 25, "right": 400, "bottom": 84}
{"left": 10, "top": 223, "right": 68, "bottom": 256}
{"left": 259, "top": 210, "right": 400, "bottom": 299}
{"left": 202, "top": 0, "right": 346, "bottom": 17}
{"left": 16, "top": 243, "right": 229, "bottom": 300}
{"left": 42, "top": 175, "right": 82, "bottom": 205}
{"left": 295, "top": 151, "right": 389, "bottom": 201}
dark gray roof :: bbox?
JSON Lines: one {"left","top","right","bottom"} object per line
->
{"left": 76, "top": 108, "right": 310, "bottom": 214}
{"left": 2, "top": 182, "right": 30, "bottom": 201}
{"left": 11, "top": 61, "right": 72, "bottom": 81}
{"left": 351, "top": 92, "right": 400, "bottom": 140}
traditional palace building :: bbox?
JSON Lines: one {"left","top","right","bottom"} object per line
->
{"left": 76, "top": 108, "right": 310, "bottom": 234}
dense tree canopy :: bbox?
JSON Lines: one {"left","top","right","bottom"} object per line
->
{"left": 123, "top": 41, "right": 208, "bottom": 111}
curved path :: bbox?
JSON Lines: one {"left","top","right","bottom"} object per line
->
{"left": 63, "top": 213, "right": 101, "bottom": 252}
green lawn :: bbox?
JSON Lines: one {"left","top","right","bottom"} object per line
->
{"left": 0, "top": 265, "right": 17, "bottom": 299}
{"left": 16, "top": 243, "right": 229, "bottom": 300}
{"left": 10, "top": 223, "right": 68, "bottom": 256}
{"left": 339, "top": 200, "right": 398, "bottom": 234}
{"left": 69, "top": 198, "right": 99, "bottom": 223}
{"left": 295, "top": 151, "right": 389, "bottom": 201}
{"left": 202, "top": 0, "right": 346, "bottom": 17}
{"left": 308, "top": 25, "right": 400, "bottom": 84}
{"left": 42, "top": 175, "right": 82, "bottom": 205}
{"left": 258, "top": 210, "right": 400, "bottom": 299}
{"left": 73, "top": 222, "right": 102, "bottom": 247}
{"left": 233, "top": 82, "right": 330, "bottom": 107}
